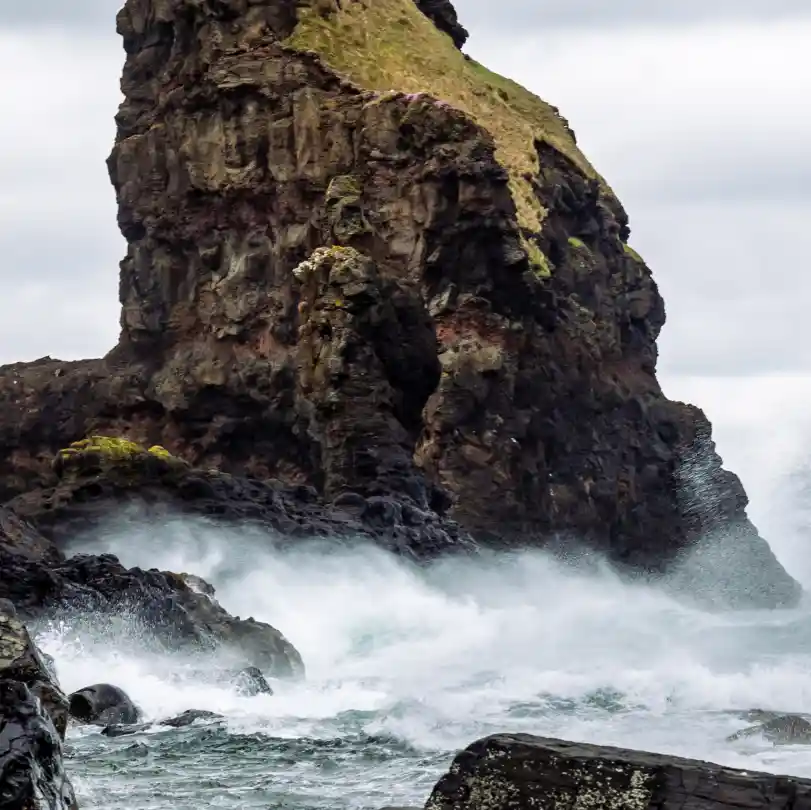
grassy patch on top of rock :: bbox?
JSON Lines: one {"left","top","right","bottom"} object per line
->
{"left": 286, "top": 0, "right": 609, "bottom": 233}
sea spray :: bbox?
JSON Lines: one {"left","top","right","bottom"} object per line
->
{"left": 31, "top": 515, "right": 811, "bottom": 809}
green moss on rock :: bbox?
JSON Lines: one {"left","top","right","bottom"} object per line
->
{"left": 54, "top": 436, "right": 184, "bottom": 478}
{"left": 325, "top": 174, "right": 370, "bottom": 242}
{"left": 624, "top": 244, "right": 644, "bottom": 263}
{"left": 286, "top": 0, "right": 611, "bottom": 233}
{"left": 525, "top": 241, "right": 551, "bottom": 277}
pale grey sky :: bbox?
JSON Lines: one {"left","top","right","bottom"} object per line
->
{"left": 1, "top": 0, "right": 810, "bottom": 535}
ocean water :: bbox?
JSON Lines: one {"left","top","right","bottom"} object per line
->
{"left": 33, "top": 508, "right": 811, "bottom": 810}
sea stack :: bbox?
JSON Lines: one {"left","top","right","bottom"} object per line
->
{"left": 0, "top": 0, "right": 798, "bottom": 606}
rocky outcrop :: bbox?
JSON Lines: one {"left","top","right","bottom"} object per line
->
{"left": 425, "top": 734, "right": 811, "bottom": 810}
{"left": 0, "top": 506, "right": 304, "bottom": 677}
{"left": 0, "top": 602, "right": 78, "bottom": 810}
{"left": 7, "top": 437, "right": 474, "bottom": 559}
{"left": 0, "top": 0, "right": 795, "bottom": 603}
{"left": 414, "top": 0, "right": 468, "bottom": 48}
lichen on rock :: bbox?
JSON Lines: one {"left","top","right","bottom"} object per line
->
{"left": 54, "top": 435, "right": 187, "bottom": 479}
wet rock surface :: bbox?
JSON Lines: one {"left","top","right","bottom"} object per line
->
{"left": 425, "top": 734, "right": 811, "bottom": 810}
{"left": 0, "top": 603, "right": 77, "bottom": 810}
{"left": 102, "top": 709, "right": 224, "bottom": 738}
{"left": 728, "top": 713, "right": 811, "bottom": 745}
{"left": 68, "top": 683, "right": 140, "bottom": 727}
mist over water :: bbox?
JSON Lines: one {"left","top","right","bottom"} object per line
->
{"left": 34, "top": 502, "right": 811, "bottom": 809}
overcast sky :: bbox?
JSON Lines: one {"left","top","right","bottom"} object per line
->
{"left": 2, "top": 1, "right": 810, "bottom": 546}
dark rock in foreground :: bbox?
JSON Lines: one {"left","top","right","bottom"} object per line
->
{"left": 425, "top": 734, "right": 811, "bottom": 810}
{"left": 0, "top": 602, "right": 77, "bottom": 810}
{"left": 0, "top": 505, "right": 304, "bottom": 678}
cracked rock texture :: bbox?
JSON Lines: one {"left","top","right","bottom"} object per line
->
{"left": 0, "top": 602, "right": 77, "bottom": 810}
{"left": 0, "top": 0, "right": 798, "bottom": 606}
{"left": 425, "top": 734, "right": 811, "bottom": 810}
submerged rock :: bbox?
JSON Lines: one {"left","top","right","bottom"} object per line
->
{"left": 0, "top": 602, "right": 77, "bottom": 809}
{"left": 68, "top": 683, "right": 140, "bottom": 726}
{"left": 101, "top": 709, "right": 223, "bottom": 737}
{"left": 426, "top": 733, "right": 811, "bottom": 810}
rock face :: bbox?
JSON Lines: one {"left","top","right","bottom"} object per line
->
{"left": 0, "top": 602, "right": 78, "bottom": 810}
{"left": 426, "top": 734, "right": 811, "bottom": 810}
{"left": 0, "top": 0, "right": 796, "bottom": 602}
{"left": 0, "top": 506, "right": 304, "bottom": 678}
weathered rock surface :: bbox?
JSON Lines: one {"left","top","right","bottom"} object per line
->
{"left": 728, "top": 713, "right": 811, "bottom": 745}
{"left": 425, "top": 734, "right": 811, "bottom": 810}
{"left": 0, "top": 602, "right": 77, "bottom": 810}
{"left": 0, "top": 506, "right": 304, "bottom": 678}
{"left": 7, "top": 437, "right": 474, "bottom": 559}
{"left": 68, "top": 683, "right": 140, "bottom": 726}
{"left": 0, "top": 0, "right": 796, "bottom": 604}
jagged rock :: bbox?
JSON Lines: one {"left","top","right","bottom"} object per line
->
{"left": 68, "top": 683, "right": 141, "bottom": 726}
{"left": 6, "top": 437, "right": 475, "bottom": 559}
{"left": 0, "top": 602, "right": 69, "bottom": 738}
{"left": 231, "top": 666, "right": 273, "bottom": 697}
{"left": 0, "top": 506, "right": 305, "bottom": 678}
{"left": 728, "top": 714, "right": 811, "bottom": 744}
{"left": 0, "top": 0, "right": 797, "bottom": 605}
{"left": 0, "top": 603, "right": 77, "bottom": 810}
{"left": 414, "top": 0, "right": 468, "bottom": 48}
{"left": 425, "top": 734, "right": 811, "bottom": 810}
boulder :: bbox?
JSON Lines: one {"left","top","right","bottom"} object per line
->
{"left": 425, "top": 734, "right": 811, "bottom": 810}
{"left": 68, "top": 683, "right": 140, "bottom": 726}
{"left": 0, "top": 602, "right": 77, "bottom": 810}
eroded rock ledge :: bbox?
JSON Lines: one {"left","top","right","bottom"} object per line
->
{"left": 0, "top": 0, "right": 797, "bottom": 605}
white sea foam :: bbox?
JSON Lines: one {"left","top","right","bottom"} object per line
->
{"left": 38, "top": 514, "right": 811, "bottom": 785}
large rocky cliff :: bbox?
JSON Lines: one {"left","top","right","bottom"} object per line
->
{"left": 0, "top": 0, "right": 797, "bottom": 601}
